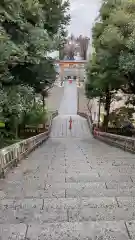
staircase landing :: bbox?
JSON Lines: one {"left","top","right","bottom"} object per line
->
{"left": 50, "top": 115, "right": 90, "bottom": 138}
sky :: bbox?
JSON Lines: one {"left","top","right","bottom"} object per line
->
{"left": 50, "top": 0, "right": 101, "bottom": 58}
{"left": 68, "top": 0, "right": 101, "bottom": 38}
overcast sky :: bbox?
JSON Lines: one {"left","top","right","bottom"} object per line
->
{"left": 51, "top": 0, "right": 101, "bottom": 57}
{"left": 68, "top": 0, "right": 101, "bottom": 38}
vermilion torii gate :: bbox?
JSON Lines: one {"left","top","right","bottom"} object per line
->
{"left": 55, "top": 60, "right": 87, "bottom": 84}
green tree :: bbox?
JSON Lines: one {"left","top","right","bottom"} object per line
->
{"left": 86, "top": 0, "right": 135, "bottom": 130}
{"left": 0, "top": 0, "right": 70, "bottom": 89}
{"left": 0, "top": 0, "right": 70, "bottom": 146}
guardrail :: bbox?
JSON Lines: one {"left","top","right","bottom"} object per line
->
{"left": 0, "top": 111, "right": 58, "bottom": 178}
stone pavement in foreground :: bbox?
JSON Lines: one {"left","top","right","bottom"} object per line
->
{"left": 0, "top": 115, "right": 135, "bottom": 239}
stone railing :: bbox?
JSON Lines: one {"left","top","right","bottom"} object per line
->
{"left": 94, "top": 130, "right": 135, "bottom": 153}
{"left": 77, "top": 111, "right": 93, "bottom": 133}
{"left": 0, "top": 111, "right": 58, "bottom": 178}
{"left": 78, "top": 111, "right": 135, "bottom": 154}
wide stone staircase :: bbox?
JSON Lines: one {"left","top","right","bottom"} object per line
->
{"left": 50, "top": 115, "right": 90, "bottom": 138}
{"left": 0, "top": 82, "right": 135, "bottom": 239}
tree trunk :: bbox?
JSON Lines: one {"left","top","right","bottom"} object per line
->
{"left": 83, "top": 50, "right": 87, "bottom": 60}
{"left": 103, "top": 88, "right": 111, "bottom": 131}
{"left": 98, "top": 97, "right": 101, "bottom": 128}
{"left": 42, "top": 94, "right": 45, "bottom": 110}
{"left": 59, "top": 48, "right": 64, "bottom": 60}
{"left": 15, "top": 124, "right": 18, "bottom": 139}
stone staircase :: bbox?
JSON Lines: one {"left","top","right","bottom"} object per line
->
{"left": 0, "top": 81, "right": 134, "bottom": 239}
{"left": 50, "top": 115, "right": 90, "bottom": 138}
{"left": 0, "top": 116, "right": 134, "bottom": 239}
{"left": 45, "top": 86, "right": 64, "bottom": 112}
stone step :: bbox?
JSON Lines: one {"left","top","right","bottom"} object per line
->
{"left": 0, "top": 197, "right": 135, "bottom": 224}
{"left": 50, "top": 116, "right": 90, "bottom": 138}
{"left": 0, "top": 221, "right": 130, "bottom": 239}
{"left": 2, "top": 181, "right": 135, "bottom": 199}
{"left": 46, "top": 171, "right": 133, "bottom": 182}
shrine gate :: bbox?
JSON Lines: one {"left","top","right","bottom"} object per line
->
{"left": 55, "top": 60, "right": 87, "bottom": 84}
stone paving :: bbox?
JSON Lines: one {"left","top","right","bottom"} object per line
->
{"left": 0, "top": 82, "right": 135, "bottom": 239}
{"left": 0, "top": 117, "right": 135, "bottom": 239}
{"left": 50, "top": 115, "right": 90, "bottom": 138}
{"left": 78, "top": 87, "right": 89, "bottom": 113}
{"left": 58, "top": 80, "right": 77, "bottom": 115}
{"left": 45, "top": 85, "right": 64, "bottom": 112}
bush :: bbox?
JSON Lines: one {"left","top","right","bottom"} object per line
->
{"left": 21, "top": 102, "right": 47, "bottom": 127}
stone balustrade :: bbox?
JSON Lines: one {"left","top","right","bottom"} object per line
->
{"left": 78, "top": 111, "right": 135, "bottom": 154}
{"left": 0, "top": 111, "right": 58, "bottom": 178}
{"left": 77, "top": 111, "right": 93, "bottom": 133}
{"left": 94, "top": 130, "right": 135, "bottom": 153}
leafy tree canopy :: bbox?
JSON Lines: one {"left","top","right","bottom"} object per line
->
{"left": 0, "top": 0, "right": 70, "bottom": 144}
{"left": 86, "top": 0, "right": 135, "bottom": 128}
{"left": 0, "top": 0, "right": 70, "bottom": 90}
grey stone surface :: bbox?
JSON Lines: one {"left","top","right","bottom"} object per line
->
{"left": 106, "top": 181, "right": 135, "bottom": 189}
{"left": 0, "top": 224, "right": 27, "bottom": 239}
{"left": 50, "top": 115, "right": 90, "bottom": 138}
{"left": 66, "top": 182, "right": 106, "bottom": 197}
{"left": 126, "top": 221, "right": 135, "bottom": 239}
{"left": 66, "top": 172, "right": 100, "bottom": 182}
{"left": 45, "top": 85, "right": 64, "bottom": 112}
{"left": 0, "top": 197, "right": 119, "bottom": 224}
{"left": 66, "top": 185, "right": 135, "bottom": 198}
{"left": 1, "top": 82, "right": 135, "bottom": 239}
{"left": 68, "top": 207, "right": 135, "bottom": 222}
{"left": 58, "top": 81, "right": 77, "bottom": 115}
{"left": 0, "top": 199, "right": 68, "bottom": 224}
{"left": 99, "top": 173, "right": 132, "bottom": 182}
{"left": 117, "top": 197, "right": 135, "bottom": 207}
{"left": 43, "top": 197, "right": 117, "bottom": 209}
{"left": 26, "top": 222, "right": 129, "bottom": 240}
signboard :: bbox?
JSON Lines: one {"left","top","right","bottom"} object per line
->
{"left": 63, "top": 64, "right": 70, "bottom": 68}
{"left": 63, "top": 64, "right": 84, "bottom": 69}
